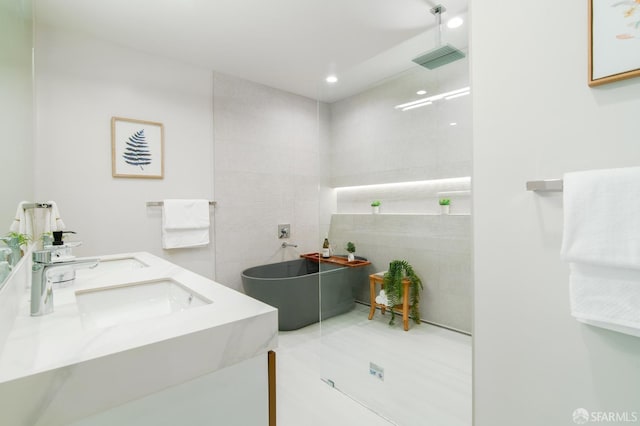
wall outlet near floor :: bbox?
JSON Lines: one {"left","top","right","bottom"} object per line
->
{"left": 369, "top": 362, "right": 384, "bottom": 381}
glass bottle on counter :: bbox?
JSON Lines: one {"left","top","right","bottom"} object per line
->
{"left": 322, "top": 238, "right": 330, "bottom": 258}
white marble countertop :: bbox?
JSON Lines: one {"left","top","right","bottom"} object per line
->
{"left": 0, "top": 252, "right": 278, "bottom": 425}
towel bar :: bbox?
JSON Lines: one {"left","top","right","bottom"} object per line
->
{"left": 23, "top": 203, "right": 53, "bottom": 210}
{"left": 146, "top": 201, "right": 217, "bottom": 207}
{"left": 526, "top": 179, "right": 563, "bottom": 192}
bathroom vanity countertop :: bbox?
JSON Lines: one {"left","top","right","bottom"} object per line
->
{"left": 0, "top": 252, "right": 278, "bottom": 425}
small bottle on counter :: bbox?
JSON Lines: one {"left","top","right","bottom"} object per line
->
{"left": 322, "top": 238, "right": 331, "bottom": 258}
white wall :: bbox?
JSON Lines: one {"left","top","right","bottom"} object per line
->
{"left": 34, "top": 24, "right": 216, "bottom": 278}
{"left": 212, "top": 73, "right": 322, "bottom": 291}
{"left": 472, "top": 1, "right": 640, "bottom": 425}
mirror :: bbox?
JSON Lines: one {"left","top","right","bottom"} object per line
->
{"left": 0, "top": 0, "right": 34, "bottom": 286}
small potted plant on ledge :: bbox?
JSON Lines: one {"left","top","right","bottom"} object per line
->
{"left": 382, "top": 260, "right": 423, "bottom": 327}
{"left": 346, "top": 241, "right": 356, "bottom": 262}
{"left": 371, "top": 200, "right": 381, "bottom": 214}
{"left": 439, "top": 198, "right": 450, "bottom": 215}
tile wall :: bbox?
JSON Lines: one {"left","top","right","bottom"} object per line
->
{"left": 212, "top": 73, "right": 326, "bottom": 291}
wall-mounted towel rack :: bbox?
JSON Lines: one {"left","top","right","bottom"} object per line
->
{"left": 23, "top": 202, "right": 53, "bottom": 210}
{"left": 146, "top": 201, "right": 217, "bottom": 207}
{"left": 526, "top": 179, "right": 563, "bottom": 192}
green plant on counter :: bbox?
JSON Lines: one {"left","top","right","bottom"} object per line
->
{"left": 5, "top": 232, "right": 30, "bottom": 248}
{"left": 371, "top": 200, "right": 381, "bottom": 207}
{"left": 439, "top": 198, "right": 451, "bottom": 206}
{"left": 382, "top": 260, "right": 423, "bottom": 326}
{"left": 346, "top": 242, "right": 356, "bottom": 253}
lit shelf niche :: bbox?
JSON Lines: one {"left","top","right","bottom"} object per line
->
{"left": 334, "top": 177, "right": 471, "bottom": 215}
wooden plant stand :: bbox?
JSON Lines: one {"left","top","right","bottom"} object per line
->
{"left": 368, "top": 272, "right": 411, "bottom": 331}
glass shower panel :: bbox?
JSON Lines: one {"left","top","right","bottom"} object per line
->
{"left": 318, "top": 52, "right": 472, "bottom": 426}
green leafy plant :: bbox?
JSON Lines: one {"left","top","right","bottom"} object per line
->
{"left": 5, "top": 232, "right": 30, "bottom": 247}
{"left": 346, "top": 242, "right": 356, "bottom": 253}
{"left": 371, "top": 200, "right": 381, "bottom": 207}
{"left": 382, "top": 260, "right": 423, "bottom": 326}
{"left": 439, "top": 198, "right": 450, "bottom": 206}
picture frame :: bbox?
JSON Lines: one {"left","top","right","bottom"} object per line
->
{"left": 111, "top": 117, "right": 164, "bottom": 179}
{"left": 589, "top": 0, "right": 640, "bottom": 87}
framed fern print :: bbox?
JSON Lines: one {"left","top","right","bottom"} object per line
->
{"left": 111, "top": 117, "right": 164, "bottom": 178}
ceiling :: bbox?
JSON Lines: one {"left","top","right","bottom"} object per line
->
{"left": 35, "top": 0, "right": 468, "bottom": 102}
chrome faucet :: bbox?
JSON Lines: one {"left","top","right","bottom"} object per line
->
{"left": 31, "top": 250, "right": 99, "bottom": 316}
{"left": 281, "top": 242, "right": 298, "bottom": 248}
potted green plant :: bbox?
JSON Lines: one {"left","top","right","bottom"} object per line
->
{"left": 382, "top": 260, "right": 423, "bottom": 326}
{"left": 4, "top": 232, "right": 30, "bottom": 265}
{"left": 371, "top": 200, "right": 381, "bottom": 214}
{"left": 346, "top": 241, "right": 356, "bottom": 262}
{"left": 439, "top": 198, "right": 450, "bottom": 215}
{"left": 5, "top": 232, "right": 30, "bottom": 248}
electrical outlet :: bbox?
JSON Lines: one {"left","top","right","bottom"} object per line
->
{"left": 278, "top": 224, "right": 290, "bottom": 239}
{"left": 369, "top": 362, "right": 384, "bottom": 381}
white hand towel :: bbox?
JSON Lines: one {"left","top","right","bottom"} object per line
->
{"left": 9, "top": 201, "right": 33, "bottom": 237}
{"left": 162, "top": 199, "right": 210, "bottom": 249}
{"left": 375, "top": 289, "right": 388, "bottom": 306}
{"left": 560, "top": 167, "right": 640, "bottom": 337}
{"left": 44, "top": 200, "right": 66, "bottom": 233}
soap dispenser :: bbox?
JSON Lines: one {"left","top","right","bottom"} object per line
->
{"left": 52, "top": 230, "right": 76, "bottom": 246}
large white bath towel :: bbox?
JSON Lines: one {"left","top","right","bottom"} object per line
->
{"left": 9, "top": 201, "right": 33, "bottom": 236}
{"left": 162, "top": 199, "right": 210, "bottom": 249}
{"left": 561, "top": 167, "right": 640, "bottom": 337}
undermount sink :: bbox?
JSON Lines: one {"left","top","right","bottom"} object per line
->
{"left": 75, "top": 257, "right": 148, "bottom": 279}
{"left": 75, "top": 279, "right": 212, "bottom": 330}
{"left": 96, "top": 257, "right": 147, "bottom": 271}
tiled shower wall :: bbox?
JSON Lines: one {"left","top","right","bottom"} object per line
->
{"left": 329, "top": 214, "right": 471, "bottom": 333}
{"left": 327, "top": 59, "right": 472, "bottom": 333}
{"left": 212, "top": 73, "right": 326, "bottom": 291}
{"left": 329, "top": 59, "right": 471, "bottom": 188}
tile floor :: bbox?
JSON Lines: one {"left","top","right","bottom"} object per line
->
{"left": 276, "top": 304, "right": 472, "bottom": 426}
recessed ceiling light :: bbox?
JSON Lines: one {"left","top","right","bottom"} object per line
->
{"left": 450, "top": 122, "right": 458, "bottom": 126}
{"left": 325, "top": 75, "right": 338, "bottom": 84}
{"left": 416, "top": 90, "right": 427, "bottom": 95}
{"left": 447, "top": 17, "right": 464, "bottom": 29}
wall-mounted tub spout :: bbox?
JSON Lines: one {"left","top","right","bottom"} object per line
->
{"left": 281, "top": 242, "right": 298, "bottom": 248}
